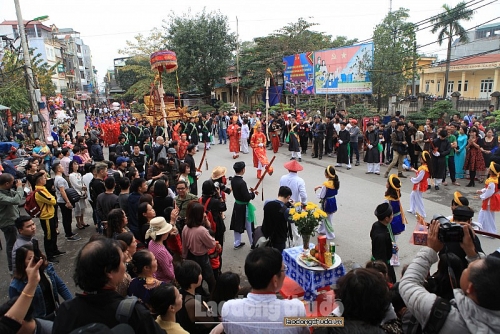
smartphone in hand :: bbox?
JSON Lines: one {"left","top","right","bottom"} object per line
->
{"left": 32, "top": 239, "right": 41, "bottom": 263}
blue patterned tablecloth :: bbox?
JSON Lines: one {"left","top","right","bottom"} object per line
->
{"left": 283, "top": 244, "right": 346, "bottom": 302}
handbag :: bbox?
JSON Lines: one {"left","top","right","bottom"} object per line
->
{"left": 80, "top": 190, "right": 88, "bottom": 200}
{"left": 285, "top": 133, "right": 290, "bottom": 143}
{"left": 65, "top": 187, "right": 81, "bottom": 205}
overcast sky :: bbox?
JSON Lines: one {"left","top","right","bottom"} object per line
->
{"left": 2, "top": 0, "right": 499, "bottom": 88}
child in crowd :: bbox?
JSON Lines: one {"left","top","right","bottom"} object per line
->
{"left": 385, "top": 174, "right": 406, "bottom": 237}
{"left": 477, "top": 162, "right": 500, "bottom": 234}
{"left": 408, "top": 151, "right": 432, "bottom": 217}
{"left": 314, "top": 165, "right": 339, "bottom": 240}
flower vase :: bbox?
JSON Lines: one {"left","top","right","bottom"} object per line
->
{"left": 302, "top": 234, "right": 311, "bottom": 252}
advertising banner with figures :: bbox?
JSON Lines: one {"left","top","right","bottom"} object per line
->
{"left": 283, "top": 52, "right": 315, "bottom": 95}
{"left": 313, "top": 43, "right": 373, "bottom": 95}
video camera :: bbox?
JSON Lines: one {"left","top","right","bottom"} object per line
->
{"left": 433, "top": 215, "right": 464, "bottom": 243}
{"left": 214, "top": 181, "right": 231, "bottom": 195}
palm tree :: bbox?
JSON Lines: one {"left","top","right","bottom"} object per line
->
{"left": 431, "top": 2, "right": 474, "bottom": 98}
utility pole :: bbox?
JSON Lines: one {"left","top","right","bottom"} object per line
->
{"left": 236, "top": 16, "right": 240, "bottom": 112}
{"left": 14, "top": 0, "right": 44, "bottom": 140}
{"left": 412, "top": 40, "right": 417, "bottom": 96}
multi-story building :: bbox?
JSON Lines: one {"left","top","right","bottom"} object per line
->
{"left": 450, "top": 23, "right": 500, "bottom": 59}
{"left": 104, "top": 57, "right": 128, "bottom": 102}
{"left": 0, "top": 20, "right": 97, "bottom": 108}
{"left": 54, "top": 28, "right": 96, "bottom": 106}
{"left": 419, "top": 23, "right": 500, "bottom": 100}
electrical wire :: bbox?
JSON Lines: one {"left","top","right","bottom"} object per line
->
{"left": 354, "top": 0, "right": 495, "bottom": 45}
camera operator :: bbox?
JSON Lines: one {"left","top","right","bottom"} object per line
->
{"left": 115, "top": 135, "right": 129, "bottom": 157}
{"left": 146, "top": 157, "right": 168, "bottom": 181}
{"left": 438, "top": 206, "right": 485, "bottom": 268}
{"left": 200, "top": 180, "right": 227, "bottom": 247}
{"left": 400, "top": 219, "right": 500, "bottom": 333}
{"left": 211, "top": 166, "right": 231, "bottom": 202}
{"left": 165, "top": 148, "right": 180, "bottom": 190}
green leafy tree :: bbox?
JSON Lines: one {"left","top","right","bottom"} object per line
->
{"left": 431, "top": 2, "right": 474, "bottom": 98}
{"left": 164, "top": 9, "right": 237, "bottom": 99}
{"left": 296, "top": 96, "right": 336, "bottom": 113}
{"left": 361, "top": 8, "right": 417, "bottom": 112}
{"left": 116, "top": 56, "right": 177, "bottom": 102}
{"left": 118, "top": 28, "right": 168, "bottom": 57}
{"left": 487, "top": 110, "right": 500, "bottom": 131}
{"left": 0, "top": 49, "right": 56, "bottom": 112}
{"left": 426, "top": 100, "right": 456, "bottom": 120}
{"left": 32, "top": 53, "right": 57, "bottom": 98}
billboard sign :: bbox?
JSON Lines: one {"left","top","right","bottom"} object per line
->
{"left": 283, "top": 52, "right": 315, "bottom": 95}
{"left": 314, "top": 43, "right": 373, "bottom": 94}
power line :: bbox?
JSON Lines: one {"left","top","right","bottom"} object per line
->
{"left": 354, "top": 0, "right": 495, "bottom": 45}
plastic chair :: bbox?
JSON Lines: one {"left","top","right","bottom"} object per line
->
{"left": 279, "top": 276, "right": 305, "bottom": 299}
{"left": 305, "top": 290, "right": 336, "bottom": 317}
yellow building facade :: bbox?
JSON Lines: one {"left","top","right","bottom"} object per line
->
{"left": 420, "top": 54, "right": 500, "bottom": 99}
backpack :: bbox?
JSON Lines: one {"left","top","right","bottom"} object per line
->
{"left": 25, "top": 189, "right": 42, "bottom": 218}
{"left": 199, "top": 197, "right": 216, "bottom": 232}
{"left": 115, "top": 296, "right": 138, "bottom": 324}
{"left": 401, "top": 297, "right": 452, "bottom": 334}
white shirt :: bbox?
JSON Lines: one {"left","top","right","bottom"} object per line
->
{"left": 82, "top": 173, "right": 94, "bottom": 203}
{"left": 280, "top": 173, "right": 307, "bottom": 205}
{"left": 241, "top": 124, "right": 250, "bottom": 139}
{"left": 222, "top": 293, "right": 308, "bottom": 334}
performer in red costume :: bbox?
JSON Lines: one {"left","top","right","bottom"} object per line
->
{"left": 250, "top": 121, "right": 273, "bottom": 178}
{"left": 227, "top": 116, "right": 241, "bottom": 159}
{"left": 172, "top": 121, "right": 181, "bottom": 142}
{"left": 178, "top": 133, "right": 189, "bottom": 161}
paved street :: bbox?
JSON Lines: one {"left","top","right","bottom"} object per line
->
{"left": 1, "top": 113, "right": 499, "bottom": 300}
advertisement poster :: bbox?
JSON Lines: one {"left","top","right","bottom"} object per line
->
{"left": 283, "top": 52, "right": 315, "bottom": 95}
{"left": 314, "top": 43, "right": 373, "bottom": 95}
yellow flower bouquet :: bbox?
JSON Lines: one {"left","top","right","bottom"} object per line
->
{"left": 290, "top": 202, "right": 327, "bottom": 237}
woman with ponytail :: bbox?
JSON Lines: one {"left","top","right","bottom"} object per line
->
{"left": 408, "top": 151, "right": 432, "bottom": 217}
{"left": 314, "top": 165, "right": 339, "bottom": 240}
{"left": 476, "top": 162, "right": 500, "bottom": 233}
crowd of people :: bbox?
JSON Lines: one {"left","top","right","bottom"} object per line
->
{"left": 0, "top": 103, "right": 499, "bottom": 333}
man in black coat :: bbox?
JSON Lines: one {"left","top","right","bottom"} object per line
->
{"left": 311, "top": 115, "right": 325, "bottom": 159}
{"left": 90, "top": 139, "right": 104, "bottom": 162}
{"left": 230, "top": 161, "right": 256, "bottom": 250}
{"left": 262, "top": 186, "right": 292, "bottom": 252}
{"left": 370, "top": 202, "right": 397, "bottom": 283}
{"left": 432, "top": 129, "right": 451, "bottom": 190}
{"left": 364, "top": 122, "right": 380, "bottom": 174}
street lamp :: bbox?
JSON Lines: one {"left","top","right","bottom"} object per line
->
{"left": 13, "top": 0, "right": 47, "bottom": 140}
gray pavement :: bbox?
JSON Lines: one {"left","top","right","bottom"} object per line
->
{"left": 1, "top": 114, "right": 499, "bottom": 301}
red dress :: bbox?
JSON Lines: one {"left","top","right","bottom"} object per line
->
{"left": 227, "top": 124, "right": 241, "bottom": 154}
{"left": 250, "top": 132, "right": 269, "bottom": 167}
{"left": 178, "top": 140, "right": 189, "bottom": 160}
{"left": 464, "top": 138, "right": 485, "bottom": 171}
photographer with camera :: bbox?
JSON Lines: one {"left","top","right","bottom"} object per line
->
{"left": 199, "top": 180, "right": 227, "bottom": 248}
{"left": 400, "top": 217, "right": 500, "bottom": 333}
{"left": 146, "top": 157, "right": 168, "bottom": 181}
{"left": 437, "top": 206, "right": 486, "bottom": 268}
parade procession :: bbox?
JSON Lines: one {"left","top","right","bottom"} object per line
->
{"left": 1, "top": 0, "right": 500, "bottom": 333}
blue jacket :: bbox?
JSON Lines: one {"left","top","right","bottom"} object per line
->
{"left": 9, "top": 263, "right": 73, "bottom": 318}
